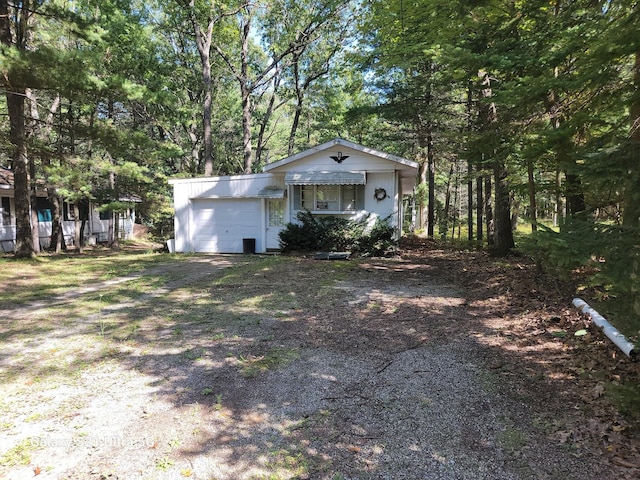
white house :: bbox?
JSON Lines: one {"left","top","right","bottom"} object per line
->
{"left": 169, "top": 138, "right": 419, "bottom": 254}
{"left": 0, "top": 167, "right": 137, "bottom": 252}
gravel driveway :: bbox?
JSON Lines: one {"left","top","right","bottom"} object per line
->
{"left": 0, "top": 251, "right": 631, "bottom": 479}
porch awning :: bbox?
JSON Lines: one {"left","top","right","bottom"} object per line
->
{"left": 284, "top": 171, "right": 366, "bottom": 185}
{"left": 257, "top": 186, "right": 286, "bottom": 199}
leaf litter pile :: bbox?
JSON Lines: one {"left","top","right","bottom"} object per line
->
{"left": 0, "top": 240, "right": 639, "bottom": 479}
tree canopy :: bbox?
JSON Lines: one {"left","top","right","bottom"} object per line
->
{"left": 1, "top": 0, "right": 638, "bottom": 319}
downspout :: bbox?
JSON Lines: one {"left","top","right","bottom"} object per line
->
{"left": 572, "top": 298, "right": 636, "bottom": 358}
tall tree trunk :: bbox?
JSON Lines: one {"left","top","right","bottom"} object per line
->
{"left": 187, "top": 123, "right": 201, "bottom": 176}
{"left": 417, "top": 125, "right": 429, "bottom": 232}
{"left": 1, "top": 0, "right": 34, "bottom": 257}
{"left": 241, "top": 82, "right": 253, "bottom": 174}
{"left": 427, "top": 125, "right": 435, "bottom": 238}
{"left": 484, "top": 175, "right": 494, "bottom": 246}
{"left": 107, "top": 170, "right": 119, "bottom": 248}
{"left": 479, "top": 72, "right": 497, "bottom": 247}
{"left": 201, "top": 53, "right": 213, "bottom": 176}
{"left": 453, "top": 161, "right": 461, "bottom": 239}
{"left": 6, "top": 92, "right": 34, "bottom": 258}
{"left": 555, "top": 168, "right": 563, "bottom": 227}
{"left": 511, "top": 195, "right": 520, "bottom": 231}
{"left": 476, "top": 175, "right": 483, "bottom": 242}
{"left": 288, "top": 57, "right": 304, "bottom": 156}
{"left": 240, "top": 13, "right": 253, "bottom": 174}
{"left": 479, "top": 70, "right": 513, "bottom": 255}
{"left": 26, "top": 89, "right": 41, "bottom": 253}
{"left": 466, "top": 85, "right": 474, "bottom": 241}
{"left": 492, "top": 160, "right": 515, "bottom": 255}
{"left": 257, "top": 68, "right": 282, "bottom": 163}
{"left": 416, "top": 121, "right": 435, "bottom": 237}
{"left": 527, "top": 158, "right": 538, "bottom": 232}
{"left": 287, "top": 43, "right": 332, "bottom": 156}
{"left": 29, "top": 139, "right": 40, "bottom": 253}
{"left": 288, "top": 97, "right": 304, "bottom": 156}
{"left": 186, "top": 0, "right": 215, "bottom": 176}
{"left": 48, "top": 193, "right": 63, "bottom": 252}
{"left": 74, "top": 203, "right": 83, "bottom": 253}
{"left": 467, "top": 160, "right": 473, "bottom": 241}
{"left": 442, "top": 163, "right": 454, "bottom": 239}
{"left": 30, "top": 90, "right": 64, "bottom": 252}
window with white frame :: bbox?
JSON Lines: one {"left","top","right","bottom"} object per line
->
{"left": 293, "top": 185, "right": 364, "bottom": 212}
{"left": 268, "top": 199, "right": 284, "bottom": 226}
{"left": 0, "top": 197, "right": 10, "bottom": 226}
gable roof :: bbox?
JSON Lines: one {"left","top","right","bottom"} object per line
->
{"left": 262, "top": 138, "right": 418, "bottom": 172}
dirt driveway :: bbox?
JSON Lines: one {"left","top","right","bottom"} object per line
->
{"left": 1, "top": 247, "right": 637, "bottom": 479}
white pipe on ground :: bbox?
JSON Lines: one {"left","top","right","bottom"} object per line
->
{"left": 572, "top": 298, "right": 636, "bottom": 358}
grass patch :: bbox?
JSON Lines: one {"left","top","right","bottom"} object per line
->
{"left": 0, "top": 438, "right": 36, "bottom": 467}
{"left": 239, "top": 347, "right": 299, "bottom": 378}
{"left": 605, "top": 382, "right": 640, "bottom": 421}
{"left": 0, "top": 251, "right": 178, "bottom": 308}
{"left": 497, "top": 419, "right": 528, "bottom": 454}
{"left": 266, "top": 448, "right": 310, "bottom": 478}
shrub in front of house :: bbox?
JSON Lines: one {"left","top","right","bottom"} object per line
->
{"left": 352, "top": 217, "right": 397, "bottom": 256}
{"left": 279, "top": 210, "right": 396, "bottom": 256}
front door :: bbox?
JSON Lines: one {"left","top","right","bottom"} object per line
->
{"left": 266, "top": 198, "right": 285, "bottom": 250}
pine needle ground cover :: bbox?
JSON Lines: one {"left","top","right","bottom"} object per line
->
{"left": 1, "top": 244, "right": 639, "bottom": 479}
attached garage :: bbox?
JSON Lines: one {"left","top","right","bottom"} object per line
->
{"left": 190, "top": 198, "right": 262, "bottom": 253}
{"left": 169, "top": 139, "right": 418, "bottom": 254}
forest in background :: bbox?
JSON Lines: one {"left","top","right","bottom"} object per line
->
{"left": 1, "top": 1, "right": 639, "bottom": 332}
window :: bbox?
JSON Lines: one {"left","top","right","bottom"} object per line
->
{"left": 63, "top": 202, "right": 75, "bottom": 221}
{"left": 36, "top": 197, "right": 53, "bottom": 222}
{"left": 63, "top": 202, "right": 89, "bottom": 222}
{"left": 316, "top": 185, "right": 339, "bottom": 210}
{"left": 268, "top": 199, "right": 284, "bottom": 226}
{"left": 0, "top": 197, "right": 10, "bottom": 226}
{"left": 293, "top": 185, "right": 364, "bottom": 212}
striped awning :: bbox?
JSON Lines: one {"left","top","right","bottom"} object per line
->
{"left": 257, "top": 186, "right": 286, "bottom": 198}
{"left": 284, "top": 171, "right": 366, "bottom": 185}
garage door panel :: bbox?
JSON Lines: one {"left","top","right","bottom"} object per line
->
{"left": 191, "top": 199, "right": 261, "bottom": 253}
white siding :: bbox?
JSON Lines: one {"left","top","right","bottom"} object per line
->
{"left": 169, "top": 140, "right": 418, "bottom": 253}
{"left": 171, "top": 173, "right": 285, "bottom": 199}
{"left": 171, "top": 174, "right": 284, "bottom": 253}
{"left": 267, "top": 147, "right": 398, "bottom": 174}
{"left": 364, "top": 172, "right": 396, "bottom": 210}
{"left": 190, "top": 198, "right": 262, "bottom": 253}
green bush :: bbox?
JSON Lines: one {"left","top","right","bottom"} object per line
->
{"left": 353, "top": 217, "right": 397, "bottom": 256}
{"left": 279, "top": 211, "right": 397, "bottom": 256}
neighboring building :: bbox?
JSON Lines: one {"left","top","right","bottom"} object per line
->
{"left": 0, "top": 167, "right": 137, "bottom": 252}
{"left": 169, "top": 138, "right": 419, "bottom": 254}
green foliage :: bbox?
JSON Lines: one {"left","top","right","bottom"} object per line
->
{"left": 278, "top": 211, "right": 351, "bottom": 252}
{"left": 353, "top": 216, "right": 397, "bottom": 256}
{"left": 279, "top": 211, "right": 396, "bottom": 256}
{"left": 523, "top": 218, "right": 640, "bottom": 333}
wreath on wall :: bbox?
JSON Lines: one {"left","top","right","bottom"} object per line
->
{"left": 374, "top": 188, "right": 388, "bottom": 201}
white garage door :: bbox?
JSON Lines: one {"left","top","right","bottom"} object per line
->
{"left": 191, "top": 199, "right": 261, "bottom": 253}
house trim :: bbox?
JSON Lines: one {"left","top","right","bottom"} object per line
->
{"left": 263, "top": 138, "right": 418, "bottom": 172}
